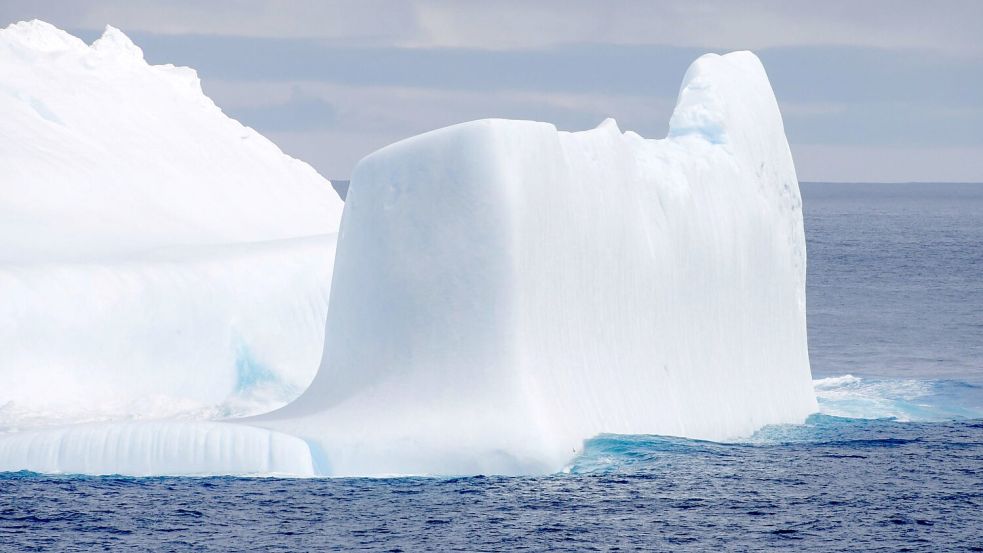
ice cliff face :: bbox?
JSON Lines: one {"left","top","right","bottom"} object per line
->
{"left": 257, "top": 51, "right": 817, "bottom": 476}
{"left": 0, "top": 21, "right": 343, "bottom": 423}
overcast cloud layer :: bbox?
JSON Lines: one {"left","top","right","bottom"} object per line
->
{"left": 3, "top": 0, "right": 981, "bottom": 182}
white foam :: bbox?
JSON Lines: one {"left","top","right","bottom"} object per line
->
{"left": 814, "top": 375, "right": 982, "bottom": 422}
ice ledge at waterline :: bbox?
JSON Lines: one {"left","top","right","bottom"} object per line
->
{"left": 0, "top": 422, "right": 317, "bottom": 477}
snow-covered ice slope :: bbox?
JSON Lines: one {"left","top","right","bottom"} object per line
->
{"left": 259, "top": 51, "right": 817, "bottom": 476}
{"left": 0, "top": 20, "right": 342, "bottom": 260}
{"left": 0, "top": 21, "right": 343, "bottom": 422}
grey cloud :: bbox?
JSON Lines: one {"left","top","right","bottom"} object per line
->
{"left": 783, "top": 103, "right": 983, "bottom": 147}
{"left": 792, "top": 144, "right": 983, "bottom": 182}
{"left": 3, "top": 0, "right": 981, "bottom": 55}
{"left": 69, "top": 31, "right": 983, "bottom": 110}
{"left": 208, "top": 80, "right": 659, "bottom": 137}
{"left": 230, "top": 86, "right": 339, "bottom": 132}
{"left": 758, "top": 47, "right": 982, "bottom": 107}
{"left": 0, "top": 0, "right": 420, "bottom": 45}
{"left": 410, "top": 0, "right": 983, "bottom": 56}
{"left": 3, "top": 4, "right": 980, "bottom": 181}
{"left": 113, "top": 33, "right": 703, "bottom": 97}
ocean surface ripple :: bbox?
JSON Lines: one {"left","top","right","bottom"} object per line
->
{"left": 1, "top": 414, "right": 981, "bottom": 551}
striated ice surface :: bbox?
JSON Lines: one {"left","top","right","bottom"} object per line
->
{"left": 0, "top": 422, "right": 316, "bottom": 477}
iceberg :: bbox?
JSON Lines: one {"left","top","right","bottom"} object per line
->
{"left": 254, "top": 50, "right": 817, "bottom": 476}
{"left": 0, "top": 22, "right": 816, "bottom": 477}
{"left": 0, "top": 21, "right": 343, "bottom": 423}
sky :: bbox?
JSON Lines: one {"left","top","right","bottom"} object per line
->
{"left": 2, "top": 0, "right": 981, "bottom": 182}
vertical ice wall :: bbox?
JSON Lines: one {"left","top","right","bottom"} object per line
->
{"left": 260, "top": 51, "right": 817, "bottom": 476}
{"left": 0, "top": 21, "right": 343, "bottom": 423}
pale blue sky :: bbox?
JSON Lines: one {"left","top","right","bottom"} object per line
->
{"left": 3, "top": 0, "right": 981, "bottom": 182}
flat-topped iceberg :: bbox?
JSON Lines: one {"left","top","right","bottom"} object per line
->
{"left": 255, "top": 50, "right": 817, "bottom": 476}
{"left": 0, "top": 21, "right": 343, "bottom": 423}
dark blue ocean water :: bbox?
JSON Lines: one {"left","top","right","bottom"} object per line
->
{"left": 805, "top": 183, "right": 983, "bottom": 385}
{"left": 2, "top": 183, "right": 982, "bottom": 551}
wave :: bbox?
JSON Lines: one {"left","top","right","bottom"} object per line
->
{"left": 568, "top": 414, "right": 981, "bottom": 474}
{"left": 813, "top": 374, "right": 983, "bottom": 422}
{"left": 567, "top": 375, "right": 983, "bottom": 474}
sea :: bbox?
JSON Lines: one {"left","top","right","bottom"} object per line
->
{"left": 1, "top": 182, "right": 981, "bottom": 551}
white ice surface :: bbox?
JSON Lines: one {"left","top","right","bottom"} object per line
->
{"left": 0, "top": 21, "right": 342, "bottom": 425}
{"left": 0, "top": 236, "right": 335, "bottom": 428}
{"left": 0, "top": 20, "right": 342, "bottom": 262}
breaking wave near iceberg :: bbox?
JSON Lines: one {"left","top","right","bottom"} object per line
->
{"left": 567, "top": 375, "right": 983, "bottom": 474}
{"left": 813, "top": 374, "right": 983, "bottom": 422}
